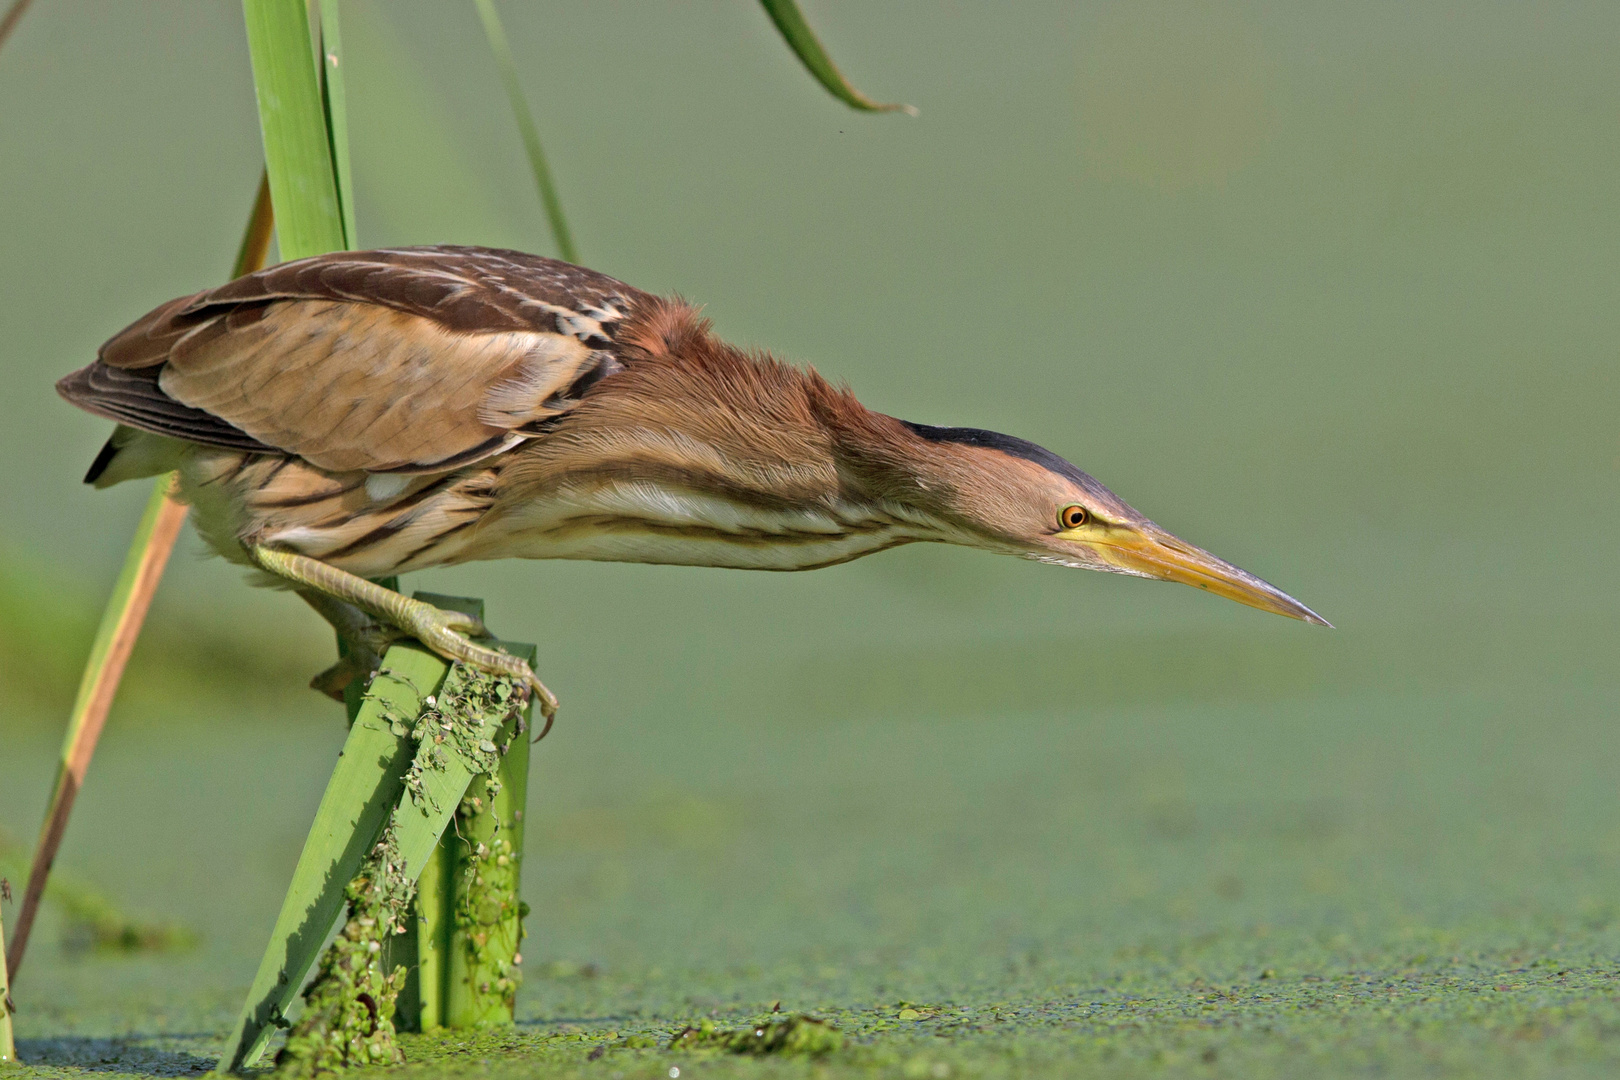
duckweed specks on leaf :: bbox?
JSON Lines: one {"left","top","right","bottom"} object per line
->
{"left": 276, "top": 823, "right": 412, "bottom": 1076}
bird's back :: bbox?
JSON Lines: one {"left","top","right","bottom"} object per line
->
{"left": 58, "top": 246, "right": 919, "bottom": 577}
{"left": 61, "top": 246, "right": 650, "bottom": 475}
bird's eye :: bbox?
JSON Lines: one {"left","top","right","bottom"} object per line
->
{"left": 1060, "top": 505, "right": 1089, "bottom": 529}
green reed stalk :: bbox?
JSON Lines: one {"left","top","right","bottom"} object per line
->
{"left": 471, "top": 0, "right": 578, "bottom": 263}
{"left": 319, "top": 0, "right": 357, "bottom": 249}
{"left": 243, "top": 0, "right": 347, "bottom": 260}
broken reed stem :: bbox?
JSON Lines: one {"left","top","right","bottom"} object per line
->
{"left": 269, "top": 658, "right": 528, "bottom": 1068}
{"left": 6, "top": 172, "right": 272, "bottom": 986}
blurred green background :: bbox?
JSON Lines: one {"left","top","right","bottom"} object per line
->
{"left": 1, "top": 1, "right": 1618, "bottom": 1075}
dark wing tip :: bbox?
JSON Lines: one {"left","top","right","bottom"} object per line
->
{"left": 83, "top": 436, "right": 120, "bottom": 485}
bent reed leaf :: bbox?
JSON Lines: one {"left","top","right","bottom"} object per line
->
{"left": 758, "top": 0, "right": 916, "bottom": 115}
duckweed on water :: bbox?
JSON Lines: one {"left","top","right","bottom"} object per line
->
{"left": 668, "top": 1015, "right": 844, "bottom": 1056}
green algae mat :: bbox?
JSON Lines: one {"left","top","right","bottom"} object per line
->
{"left": 3, "top": 607, "right": 1618, "bottom": 1079}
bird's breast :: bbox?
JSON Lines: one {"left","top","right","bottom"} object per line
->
{"left": 477, "top": 478, "right": 925, "bottom": 571}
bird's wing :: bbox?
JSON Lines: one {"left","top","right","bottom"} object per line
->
{"left": 58, "top": 246, "right": 650, "bottom": 473}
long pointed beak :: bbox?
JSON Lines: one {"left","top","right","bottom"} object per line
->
{"left": 1071, "top": 523, "right": 1332, "bottom": 626}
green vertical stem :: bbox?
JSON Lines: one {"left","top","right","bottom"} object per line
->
{"left": 470, "top": 0, "right": 578, "bottom": 263}
{"left": 409, "top": 839, "right": 453, "bottom": 1030}
{"left": 445, "top": 645, "right": 534, "bottom": 1027}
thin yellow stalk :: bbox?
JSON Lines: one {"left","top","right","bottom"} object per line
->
{"left": 1, "top": 879, "right": 13, "bottom": 1062}
{"left": 4, "top": 173, "right": 274, "bottom": 986}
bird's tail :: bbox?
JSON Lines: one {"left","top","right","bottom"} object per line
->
{"left": 83, "top": 425, "right": 185, "bottom": 489}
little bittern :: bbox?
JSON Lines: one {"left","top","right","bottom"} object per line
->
{"left": 59, "top": 246, "right": 1327, "bottom": 715}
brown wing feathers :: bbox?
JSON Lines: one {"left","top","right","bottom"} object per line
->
{"left": 58, "top": 246, "right": 649, "bottom": 475}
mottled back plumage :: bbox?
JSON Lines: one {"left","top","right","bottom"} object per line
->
{"left": 62, "top": 247, "right": 644, "bottom": 474}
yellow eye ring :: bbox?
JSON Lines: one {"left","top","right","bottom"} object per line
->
{"left": 1060, "top": 505, "right": 1089, "bottom": 529}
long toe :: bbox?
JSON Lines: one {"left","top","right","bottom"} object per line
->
{"left": 441, "top": 610, "right": 486, "bottom": 636}
{"left": 480, "top": 651, "right": 558, "bottom": 721}
{"left": 398, "top": 600, "right": 559, "bottom": 720}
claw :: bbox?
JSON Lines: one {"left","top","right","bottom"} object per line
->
{"left": 520, "top": 665, "right": 559, "bottom": 740}
{"left": 309, "top": 659, "right": 362, "bottom": 702}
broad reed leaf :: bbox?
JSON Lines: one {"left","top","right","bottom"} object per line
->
{"left": 470, "top": 0, "right": 579, "bottom": 263}
{"left": 242, "top": 0, "right": 347, "bottom": 260}
{"left": 221, "top": 643, "right": 449, "bottom": 1072}
{"left": 759, "top": 0, "right": 916, "bottom": 115}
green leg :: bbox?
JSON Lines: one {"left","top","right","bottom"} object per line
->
{"left": 251, "top": 546, "right": 557, "bottom": 719}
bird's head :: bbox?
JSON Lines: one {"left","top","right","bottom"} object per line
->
{"left": 884, "top": 421, "right": 1330, "bottom": 626}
